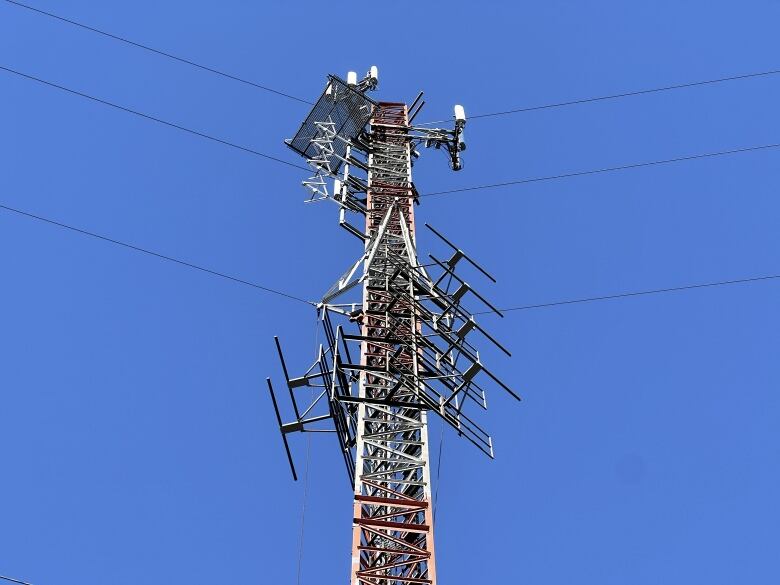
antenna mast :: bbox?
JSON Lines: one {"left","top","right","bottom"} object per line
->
{"left": 268, "top": 67, "right": 519, "bottom": 585}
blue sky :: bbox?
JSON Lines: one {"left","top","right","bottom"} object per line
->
{"left": 1, "top": 1, "right": 779, "bottom": 583}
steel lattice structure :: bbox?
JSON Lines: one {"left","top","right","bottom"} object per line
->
{"left": 268, "top": 68, "right": 519, "bottom": 585}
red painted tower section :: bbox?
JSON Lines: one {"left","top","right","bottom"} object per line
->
{"left": 350, "top": 102, "right": 437, "bottom": 585}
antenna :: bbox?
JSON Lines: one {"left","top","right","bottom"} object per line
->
{"left": 269, "top": 67, "right": 518, "bottom": 585}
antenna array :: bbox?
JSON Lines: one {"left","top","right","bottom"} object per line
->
{"left": 268, "top": 67, "right": 519, "bottom": 585}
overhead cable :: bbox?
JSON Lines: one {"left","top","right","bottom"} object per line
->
{"left": 477, "top": 274, "right": 780, "bottom": 315}
{"left": 422, "top": 142, "right": 780, "bottom": 197}
{"left": 0, "top": 64, "right": 309, "bottom": 172}
{"left": 2, "top": 0, "right": 312, "bottom": 104}
{"left": 0, "top": 204, "right": 780, "bottom": 315}
{"left": 0, "top": 203, "right": 314, "bottom": 306}
{"left": 0, "top": 576, "right": 33, "bottom": 585}
{"left": 2, "top": 204, "right": 778, "bottom": 314}
{"left": 416, "top": 68, "right": 780, "bottom": 125}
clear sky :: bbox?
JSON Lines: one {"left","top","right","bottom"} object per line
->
{"left": 1, "top": 1, "right": 779, "bottom": 583}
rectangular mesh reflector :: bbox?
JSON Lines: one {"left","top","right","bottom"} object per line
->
{"left": 286, "top": 75, "right": 377, "bottom": 172}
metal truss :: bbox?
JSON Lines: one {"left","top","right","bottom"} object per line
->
{"left": 301, "top": 119, "right": 338, "bottom": 202}
{"left": 270, "top": 69, "right": 519, "bottom": 585}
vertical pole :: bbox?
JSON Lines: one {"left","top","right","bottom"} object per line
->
{"left": 349, "top": 102, "right": 437, "bottom": 585}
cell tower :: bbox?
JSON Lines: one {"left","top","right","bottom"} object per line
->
{"left": 267, "top": 67, "right": 520, "bottom": 585}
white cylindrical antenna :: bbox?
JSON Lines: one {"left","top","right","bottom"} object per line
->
{"left": 369, "top": 65, "right": 379, "bottom": 82}
{"left": 333, "top": 178, "right": 342, "bottom": 198}
{"left": 454, "top": 105, "right": 466, "bottom": 126}
{"left": 347, "top": 71, "right": 358, "bottom": 85}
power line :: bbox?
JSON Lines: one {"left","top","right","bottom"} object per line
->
{"left": 3, "top": 204, "right": 778, "bottom": 314}
{"left": 2, "top": 0, "right": 312, "bottom": 105}
{"left": 416, "top": 68, "right": 780, "bottom": 125}
{"left": 0, "top": 576, "right": 33, "bottom": 585}
{"left": 16, "top": 0, "right": 772, "bottom": 127}
{"left": 3, "top": 202, "right": 777, "bottom": 315}
{"left": 0, "top": 64, "right": 309, "bottom": 172}
{"left": 0, "top": 203, "right": 314, "bottom": 306}
{"left": 477, "top": 274, "right": 780, "bottom": 315}
{"left": 17, "top": 0, "right": 774, "bottom": 129}
{"left": 422, "top": 142, "right": 780, "bottom": 197}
